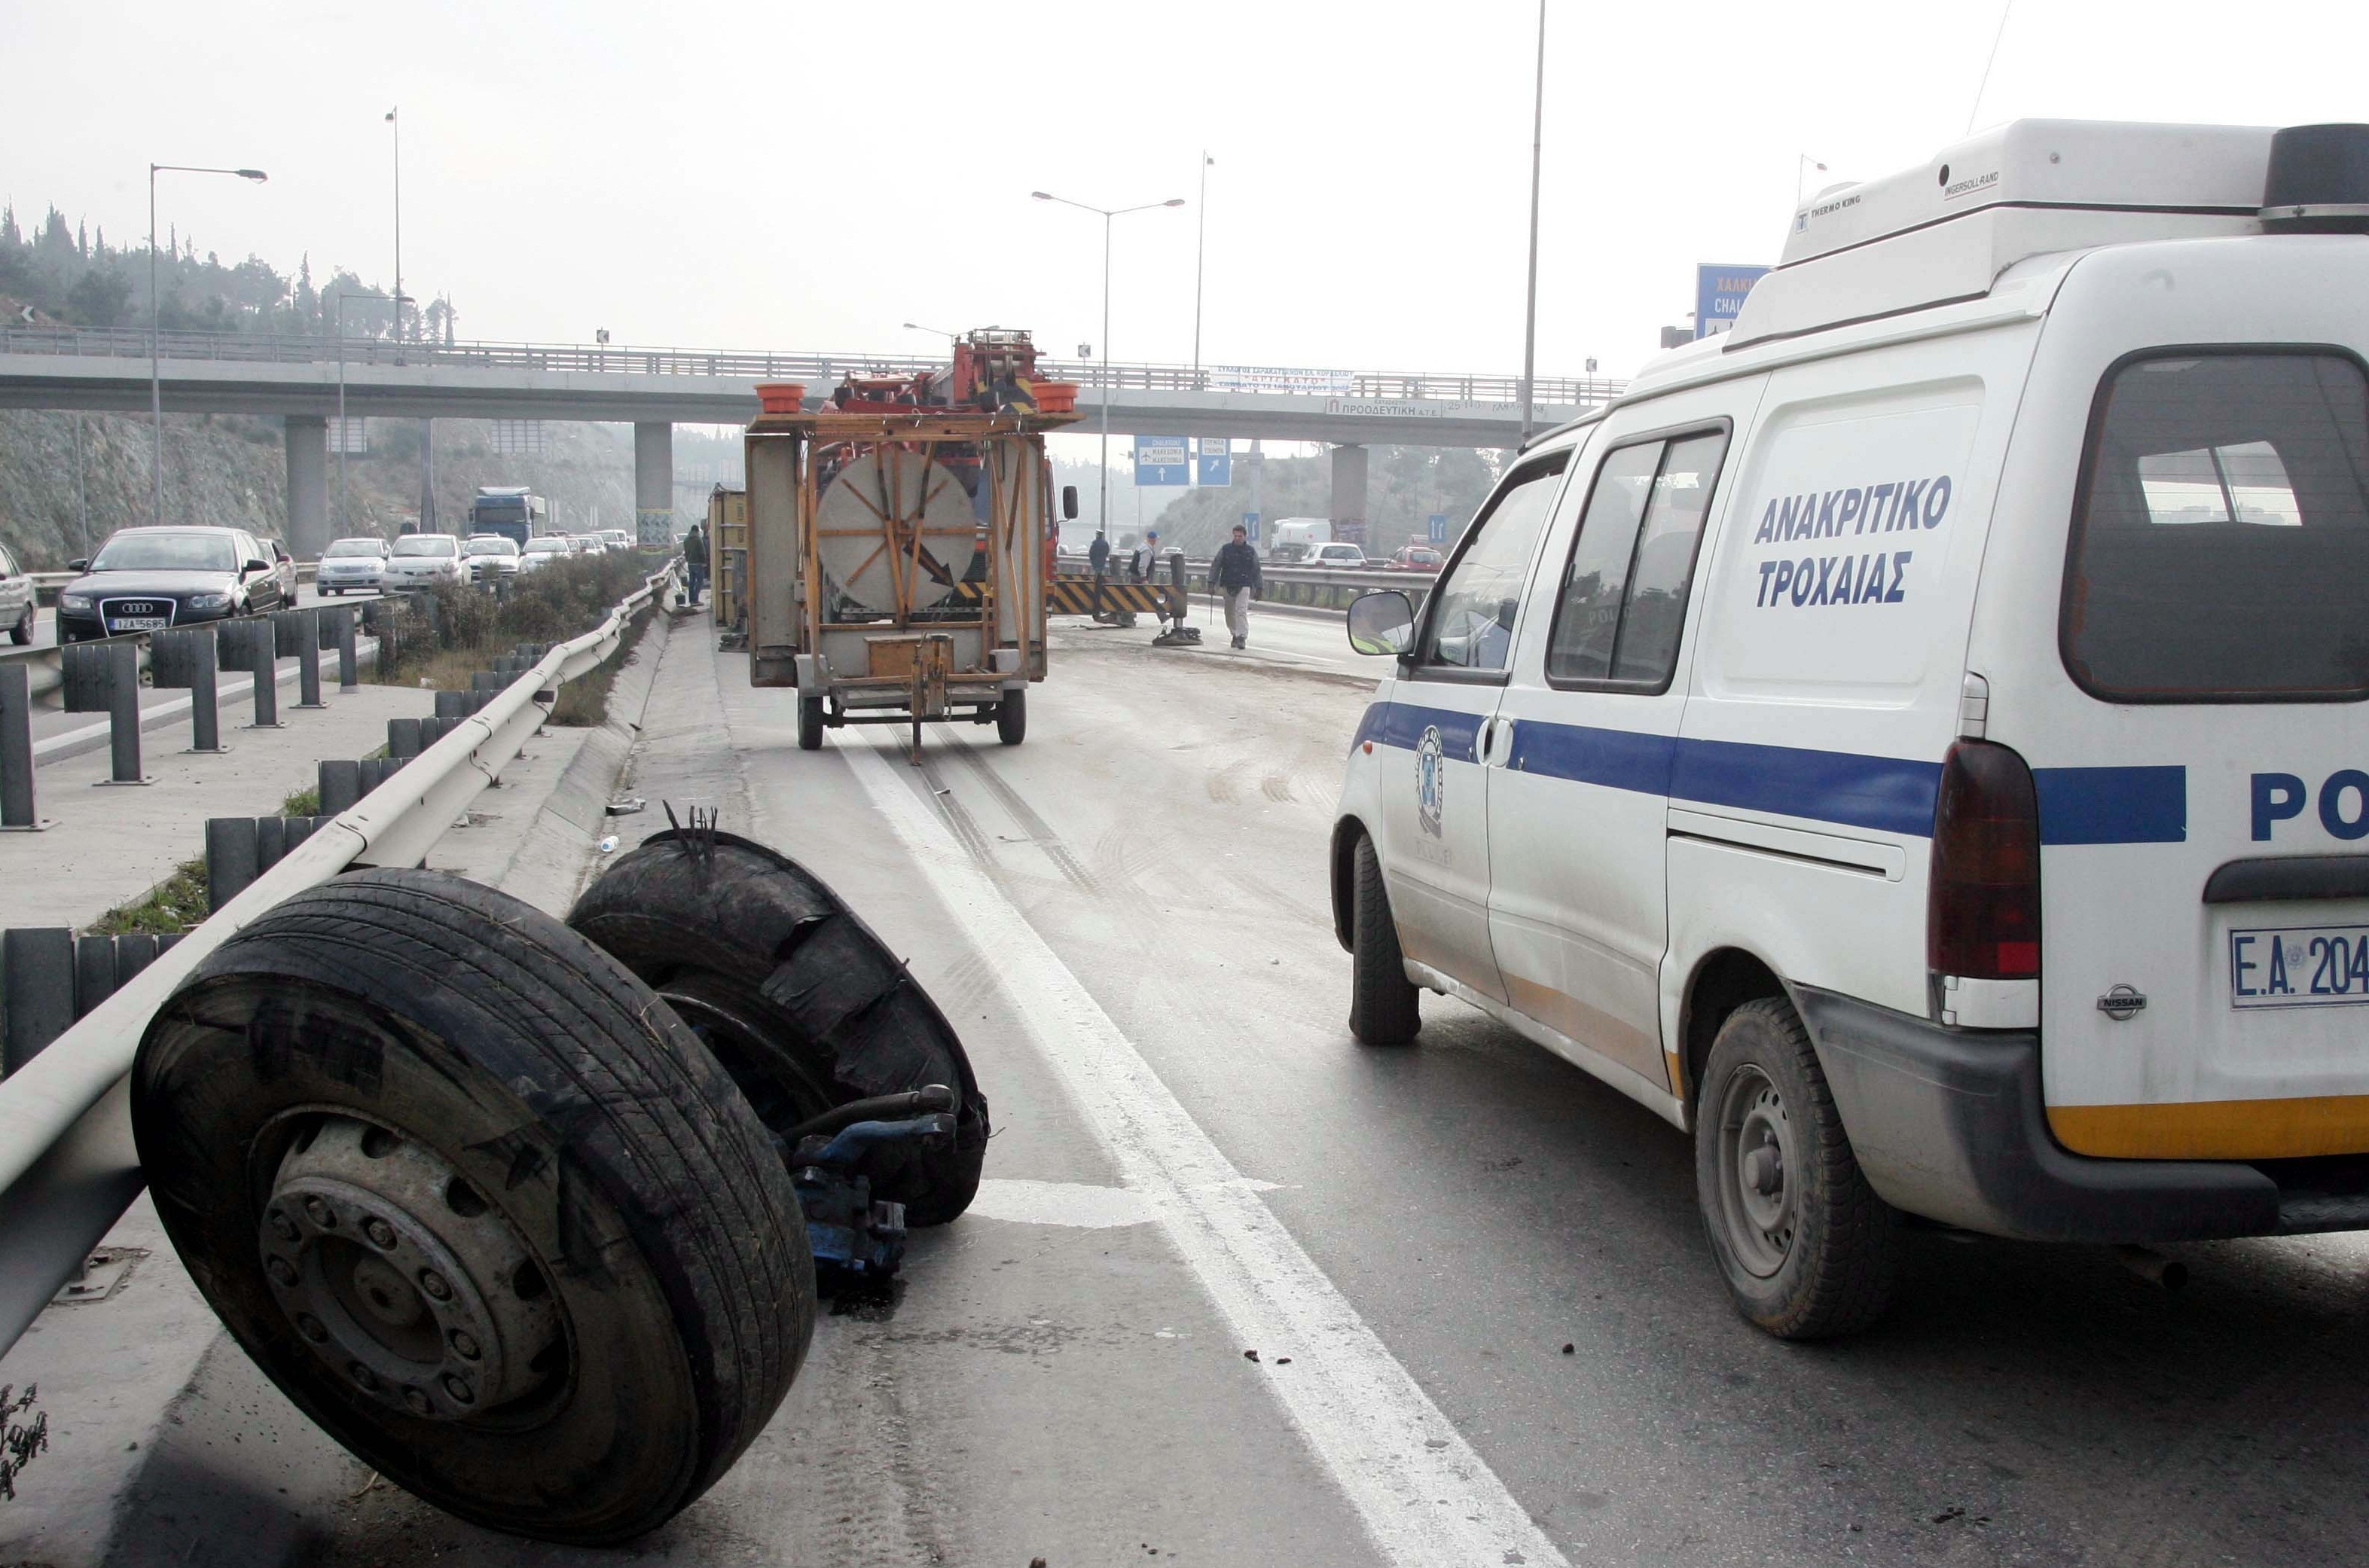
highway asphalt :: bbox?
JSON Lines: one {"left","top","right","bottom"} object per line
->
{"left": 81, "top": 610, "right": 2369, "bottom": 1565}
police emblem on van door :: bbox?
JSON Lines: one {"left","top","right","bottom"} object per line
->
{"left": 1417, "top": 725, "right": 1446, "bottom": 837}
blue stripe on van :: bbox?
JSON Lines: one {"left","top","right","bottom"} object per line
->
{"left": 2032, "top": 765, "right": 2187, "bottom": 845}
{"left": 1357, "top": 703, "right": 2188, "bottom": 846}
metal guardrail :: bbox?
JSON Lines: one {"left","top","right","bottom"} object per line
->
{"left": 1057, "top": 553, "right": 1439, "bottom": 614}
{"left": 0, "top": 326, "right": 1630, "bottom": 409}
{"left": 0, "top": 564, "right": 677, "bottom": 1355}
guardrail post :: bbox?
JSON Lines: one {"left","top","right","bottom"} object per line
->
{"left": 319, "top": 759, "right": 361, "bottom": 816}
{"left": 388, "top": 716, "right": 422, "bottom": 758}
{"left": 229, "top": 618, "right": 282, "bottom": 728}
{"left": 72, "top": 639, "right": 154, "bottom": 787}
{"left": 1, "top": 928, "right": 75, "bottom": 1075}
{"left": 335, "top": 605, "right": 359, "bottom": 692}
{"left": 154, "top": 625, "right": 228, "bottom": 755}
{"left": 205, "top": 816, "right": 260, "bottom": 912}
{"left": 0, "top": 664, "right": 49, "bottom": 831}
{"left": 295, "top": 610, "right": 325, "bottom": 709}
{"left": 434, "top": 690, "right": 467, "bottom": 720}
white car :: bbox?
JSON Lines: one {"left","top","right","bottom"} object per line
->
{"left": 1308, "top": 542, "right": 1368, "bottom": 568}
{"left": 598, "top": 529, "right": 635, "bottom": 553}
{"left": 517, "top": 536, "right": 572, "bottom": 574}
{"left": 571, "top": 535, "right": 606, "bottom": 556}
{"left": 316, "top": 536, "right": 389, "bottom": 596}
{"left": 463, "top": 534, "right": 522, "bottom": 581}
{"left": 383, "top": 533, "right": 467, "bottom": 587}
{"left": 1336, "top": 117, "right": 2369, "bottom": 1341}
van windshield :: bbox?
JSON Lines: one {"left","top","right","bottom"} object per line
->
{"left": 2064, "top": 352, "right": 2369, "bottom": 700}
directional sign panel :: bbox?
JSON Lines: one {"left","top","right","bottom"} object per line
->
{"left": 1243, "top": 511, "right": 1261, "bottom": 544}
{"left": 1134, "top": 436, "right": 1190, "bottom": 487}
{"left": 1196, "top": 438, "right": 1232, "bottom": 487}
{"left": 1427, "top": 512, "right": 1449, "bottom": 545}
{"left": 1695, "top": 264, "right": 1771, "bottom": 339}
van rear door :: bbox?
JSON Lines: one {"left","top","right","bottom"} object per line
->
{"left": 2009, "top": 324, "right": 2369, "bottom": 1160}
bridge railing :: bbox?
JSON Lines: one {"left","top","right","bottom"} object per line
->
{"left": 0, "top": 328, "right": 1627, "bottom": 408}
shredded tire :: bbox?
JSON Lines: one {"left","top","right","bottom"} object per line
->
{"left": 569, "top": 828, "right": 988, "bottom": 1224}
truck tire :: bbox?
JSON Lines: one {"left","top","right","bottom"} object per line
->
{"left": 130, "top": 869, "right": 813, "bottom": 1545}
{"left": 569, "top": 829, "right": 989, "bottom": 1225}
{"left": 798, "top": 691, "right": 824, "bottom": 751}
{"left": 1348, "top": 833, "right": 1421, "bottom": 1045}
{"left": 1694, "top": 996, "right": 1897, "bottom": 1340}
{"left": 996, "top": 688, "right": 1027, "bottom": 746}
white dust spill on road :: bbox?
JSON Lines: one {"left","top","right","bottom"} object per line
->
{"left": 842, "top": 737, "right": 1568, "bottom": 1568}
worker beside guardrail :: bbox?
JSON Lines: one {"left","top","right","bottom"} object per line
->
{"left": 1210, "top": 524, "right": 1263, "bottom": 650}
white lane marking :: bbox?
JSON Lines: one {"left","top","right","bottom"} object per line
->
{"left": 966, "top": 1178, "right": 1156, "bottom": 1229}
{"left": 844, "top": 740, "right": 1567, "bottom": 1568}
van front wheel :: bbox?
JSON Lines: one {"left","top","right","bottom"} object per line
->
{"left": 1348, "top": 834, "right": 1420, "bottom": 1045}
{"left": 1694, "top": 996, "right": 1896, "bottom": 1339}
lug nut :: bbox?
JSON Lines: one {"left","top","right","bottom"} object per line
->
{"left": 364, "top": 1218, "right": 398, "bottom": 1249}
{"left": 448, "top": 1329, "right": 481, "bottom": 1361}
{"left": 441, "top": 1373, "right": 475, "bottom": 1405}
{"left": 266, "top": 1256, "right": 298, "bottom": 1287}
{"left": 304, "top": 1197, "right": 336, "bottom": 1228}
{"left": 267, "top": 1209, "right": 299, "bottom": 1243}
{"left": 418, "top": 1270, "right": 453, "bottom": 1302}
{"left": 402, "top": 1386, "right": 434, "bottom": 1417}
{"left": 296, "top": 1313, "right": 328, "bottom": 1344}
{"left": 350, "top": 1362, "right": 379, "bottom": 1391}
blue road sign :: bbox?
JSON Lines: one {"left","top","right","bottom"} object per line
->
{"left": 1134, "top": 436, "right": 1191, "bottom": 486}
{"left": 1426, "top": 512, "right": 1449, "bottom": 545}
{"left": 1243, "top": 511, "right": 1260, "bottom": 544}
{"left": 1695, "top": 263, "right": 1771, "bottom": 338}
{"left": 1196, "top": 438, "right": 1232, "bottom": 487}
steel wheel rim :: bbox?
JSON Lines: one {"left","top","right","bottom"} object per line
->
{"left": 1714, "top": 1064, "right": 1797, "bottom": 1278}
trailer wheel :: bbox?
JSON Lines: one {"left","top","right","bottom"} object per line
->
{"left": 797, "top": 692, "right": 824, "bottom": 751}
{"left": 996, "top": 688, "right": 1027, "bottom": 746}
{"left": 130, "top": 869, "right": 814, "bottom": 1545}
{"left": 1348, "top": 832, "right": 1421, "bottom": 1045}
{"left": 569, "top": 830, "right": 989, "bottom": 1225}
{"left": 1694, "top": 996, "right": 1897, "bottom": 1340}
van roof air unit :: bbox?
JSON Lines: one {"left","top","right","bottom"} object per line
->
{"left": 1729, "top": 120, "right": 2279, "bottom": 348}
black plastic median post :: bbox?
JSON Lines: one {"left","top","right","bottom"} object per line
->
{"left": 335, "top": 606, "right": 359, "bottom": 692}
{"left": 100, "top": 640, "right": 152, "bottom": 786}
{"left": 295, "top": 610, "right": 325, "bottom": 709}
{"left": 0, "top": 663, "right": 49, "bottom": 831}
{"left": 153, "top": 626, "right": 227, "bottom": 755}
{"left": 230, "top": 619, "right": 282, "bottom": 728}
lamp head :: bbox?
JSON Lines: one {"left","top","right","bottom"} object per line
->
{"left": 1162, "top": 198, "right": 1186, "bottom": 207}
{"left": 1030, "top": 191, "right": 1052, "bottom": 201}
{"left": 236, "top": 169, "right": 267, "bottom": 182}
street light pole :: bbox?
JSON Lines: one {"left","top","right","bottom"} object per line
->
{"left": 148, "top": 162, "right": 267, "bottom": 525}
{"left": 386, "top": 108, "right": 402, "bottom": 343}
{"left": 1031, "top": 190, "right": 1184, "bottom": 538}
{"left": 1518, "top": 0, "right": 1546, "bottom": 445}
{"left": 1192, "top": 152, "right": 1213, "bottom": 389}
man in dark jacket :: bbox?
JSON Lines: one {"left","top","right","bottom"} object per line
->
{"left": 1088, "top": 529, "right": 1111, "bottom": 576}
{"left": 1210, "top": 524, "right": 1262, "bottom": 648}
{"left": 682, "top": 520, "right": 709, "bottom": 602}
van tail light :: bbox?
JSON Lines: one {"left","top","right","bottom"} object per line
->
{"left": 1928, "top": 740, "right": 2041, "bottom": 981}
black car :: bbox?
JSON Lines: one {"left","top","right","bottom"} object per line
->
{"left": 56, "top": 526, "right": 288, "bottom": 642}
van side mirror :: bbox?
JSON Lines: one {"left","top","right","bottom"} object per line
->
{"left": 1061, "top": 484, "right": 1079, "bottom": 521}
{"left": 1347, "top": 590, "right": 1416, "bottom": 657}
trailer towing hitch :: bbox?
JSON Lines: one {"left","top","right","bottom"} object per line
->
{"left": 777, "top": 1086, "right": 960, "bottom": 1283}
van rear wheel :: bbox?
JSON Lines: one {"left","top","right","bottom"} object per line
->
{"left": 1694, "top": 996, "right": 1896, "bottom": 1339}
{"left": 1348, "top": 834, "right": 1420, "bottom": 1045}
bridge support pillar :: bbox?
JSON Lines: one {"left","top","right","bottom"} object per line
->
{"left": 1330, "top": 443, "right": 1369, "bottom": 550}
{"left": 284, "top": 416, "right": 328, "bottom": 558}
{"left": 635, "top": 422, "right": 674, "bottom": 547}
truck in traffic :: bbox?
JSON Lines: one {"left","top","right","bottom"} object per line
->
{"left": 1267, "top": 517, "right": 1331, "bottom": 562}
{"left": 467, "top": 486, "right": 548, "bottom": 548}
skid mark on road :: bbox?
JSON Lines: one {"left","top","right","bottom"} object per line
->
{"left": 841, "top": 732, "right": 1568, "bottom": 1568}
{"left": 942, "top": 734, "right": 1101, "bottom": 894}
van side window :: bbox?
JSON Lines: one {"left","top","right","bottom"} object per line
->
{"left": 2065, "top": 352, "right": 2369, "bottom": 701}
{"left": 1546, "top": 429, "right": 1732, "bottom": 688}
{"left": 1417, "top": 451, "right": 1568, "bottom": 673}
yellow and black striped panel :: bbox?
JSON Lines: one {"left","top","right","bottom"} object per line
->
{"left": 933, "top": 578, "right": 1165, "bottom": 614}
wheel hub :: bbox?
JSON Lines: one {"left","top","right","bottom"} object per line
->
{"left": 1714, "top": 1068, "right": 1798, "bottom": 1279}
{"left": 258, "top": 1116, "right": 561, "bottom": 1423}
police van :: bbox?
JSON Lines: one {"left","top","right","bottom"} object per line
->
{"left": 1333, "top": 120, "right": 2369, "bottom": 1338}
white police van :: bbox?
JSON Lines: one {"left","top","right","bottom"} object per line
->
{"left": 1334, "top": 120, "right": 2369, "bottom": 1338}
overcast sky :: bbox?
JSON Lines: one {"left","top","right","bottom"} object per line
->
{"left": 9, "top": 1, "right": 2368, "bottom": 386}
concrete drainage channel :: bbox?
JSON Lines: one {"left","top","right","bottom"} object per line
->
{"left": 0, "top": 569, "right": 1000, "bottom": 1554}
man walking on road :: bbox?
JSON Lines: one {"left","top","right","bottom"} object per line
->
{"left": 1210, "top": 523, "right": 1262, "bottom": 649}
{"left": 1088, "top": 529, "right": 1111, "bottom": 578}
